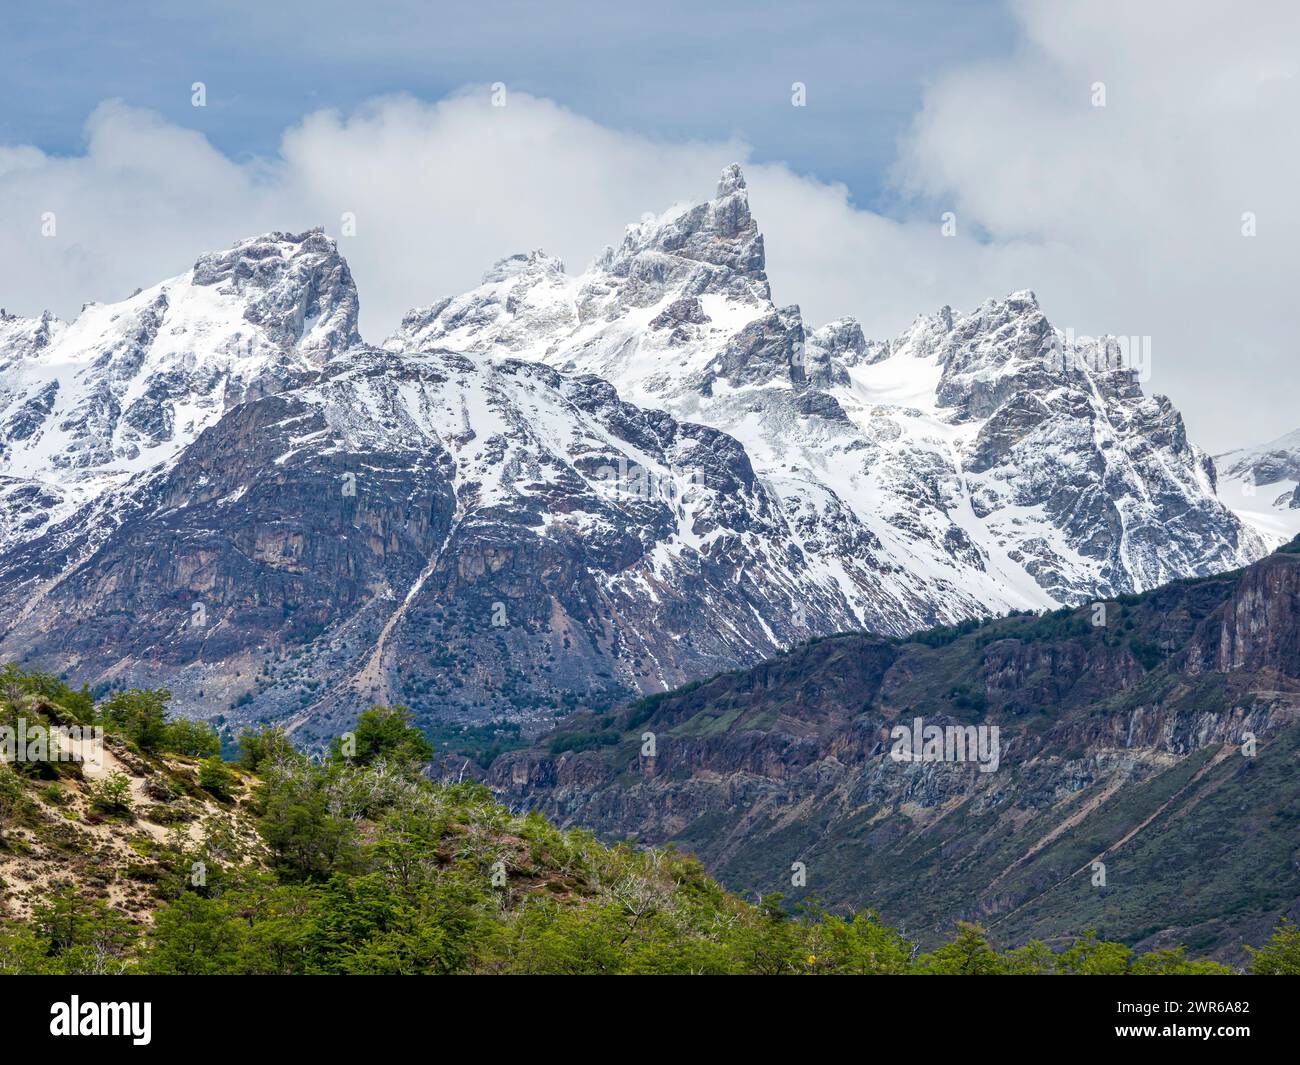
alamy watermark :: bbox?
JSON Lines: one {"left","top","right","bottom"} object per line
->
{"left": 50, "top": 996, "right": 151, "bottom": 1045}
{"left": 0, "top": 719, "right": 105, "bottom": 771}
{"left": 1042, "top": 328, "right": 1152, "bottom": 383}
{"left": 889, "top": 717, "right": 1000, "bottom": 773}
{"left": 593, "top": 458, "right": 703, "bottom": 505}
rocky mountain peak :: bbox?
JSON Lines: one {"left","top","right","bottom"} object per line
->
{"left": 1002, "top": 288, "right": 1039, "bottom": 311}
{"left": 595, "top": 164, "right": 768, "bottom": 301}
{"left": 807, "top": 317, "right": 868, "bottom": 363}
{"left": 192, "top": 227, "right": 361, "bottom": 362}
{"left": 481, "top": 250, "right": 566, "bottom": 285}
{"left": 1214, "top": 427, "right": 1300, "bottom": 546}
{"left": 0, "top": 308, "right": 61, "bottom": 367}
{"left": 716, "top": 161, "right": 746, "bottom": 197}
{"left": 1218, "top": 428, "right": 1300, "bottom": 487}
{"left": 383, "top": 170, "right": 1262, "bottom": 623}
{"left": 0, "top": 228, "right": 370, "bottom": 550}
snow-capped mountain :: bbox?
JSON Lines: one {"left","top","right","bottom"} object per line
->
{"left": 1215, "top": 428, "right": 1300, "bottom": 546}
{"left": 387, "top": 165, "right": 1266, "bottom": 620}
{"left": 0, "top": 229, "right": 359, "bottom": 551}
{"left": 0, "top": 221, "right": 869, "bottom": 740}
{"left": 0, "top": 168, "right": 1269, "bottom": 740}
{"left": 0, "top": 340, "right": 861, "bottom": 743}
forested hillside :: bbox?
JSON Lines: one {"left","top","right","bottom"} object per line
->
{"left": 1, "top": 666, "right": 1296, "bottom": 975}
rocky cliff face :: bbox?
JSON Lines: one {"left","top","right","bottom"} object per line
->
{"left": 489, "top": 540, "right": 1300, "bottom": 958}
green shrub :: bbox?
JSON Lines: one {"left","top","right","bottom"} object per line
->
{"left": 0, "top": 765, "right": 27, "bottom": 839}
{"left": 1248, "top": 918, "right": 1300, "bottom": 974}
{"left": 99, "top": 689, "right": 172, "bottom": 753}
{"left": 548, "top": 729, "right": 620, "bottom": 755}
{"left": 164, "top": 719, "right": 221, "bottom": 758}
{"left": 88, "top": 772, "right": 134, "bottom": 817}
{"left": 329, "top": 706, "right": 433, "bottom": 769}
{"left": 197, "top": 757, "right": 240, "bottom": 800}
{"left": 239, "top": 726, "right": 297, "bottom": 772}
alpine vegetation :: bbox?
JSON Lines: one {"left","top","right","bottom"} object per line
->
{"left": 1, "top": 664, "right": 1291, "bottom": 976}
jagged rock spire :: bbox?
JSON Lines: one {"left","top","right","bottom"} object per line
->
{"left": 716, "top": 163, "right": 747, "bottom": 198}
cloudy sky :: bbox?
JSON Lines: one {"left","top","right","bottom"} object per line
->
{"left": 1, "top": 0, "right": 1296, "bottom": 452}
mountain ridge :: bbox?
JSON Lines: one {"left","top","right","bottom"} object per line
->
{"left": 0, "top": 166, "right": 1270, "bottom": 744}
{"left": 387, "top": 165, "right": 1265, "bottom": 618}
{"left": 488, "top": 537, "right": 1300, "bottom": 959}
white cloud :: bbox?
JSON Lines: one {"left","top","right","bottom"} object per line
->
{"left": 1, "top": 1, "right": 1297, "bottom": 452}
{"left": 0, "top": 92, "right": 749, "bottom": 342}
{"left": 888, "top": 0, "right": 1300, "bottom": 452}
